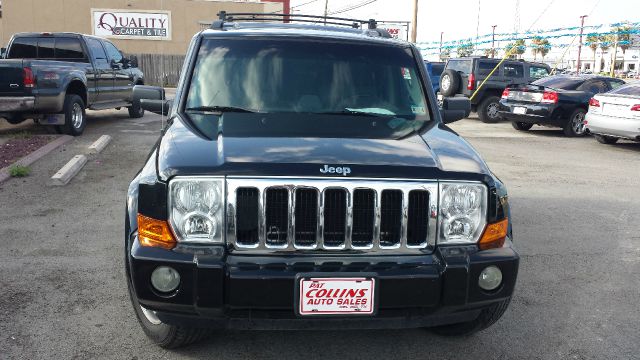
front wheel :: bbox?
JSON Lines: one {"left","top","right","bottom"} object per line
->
{"left": 127, "top": 275, "right": 210, "bottom": 348}
{"left": 478, "top": 96, "right": 502, "bottom": 123}
{"left": 430, "top": 298, "right": 511, "bottom": 336}
{"left": 594, "top": 134, "right": 618, "bottom": 144}
{"left": 128, "top": 100, "right": 145, "bottom": 118}
{"left": 511, "top": 121, "right": 533, "bottom": 131}
{"left": 563, "top": 109, "right": 587, "bottom": 137}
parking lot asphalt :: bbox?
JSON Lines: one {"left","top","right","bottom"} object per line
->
{"left": 0, "top": 111, "right": 639, "bottom": 360}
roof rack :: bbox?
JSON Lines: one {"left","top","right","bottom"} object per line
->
{"left": 211, "top": 12, "right": 378, "bottom": 30}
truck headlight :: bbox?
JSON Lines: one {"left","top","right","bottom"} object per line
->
{"left": 168, "top": 177, "right": 224, "bottom": 244}
{"left": 438, "top": 183, "right": 487, "bottom": 244}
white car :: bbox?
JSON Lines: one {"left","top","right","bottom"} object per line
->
{"left": 584, "top": 83, "right": 640, "bottom": 144}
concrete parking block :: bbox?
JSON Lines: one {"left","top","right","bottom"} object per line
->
{"left": 0, "top": 135, "right": 73, "bottom": 184}
{"left": 88, "top": 135, "right": 112, "bottom": 154}
{"left": 50, "top": 154, "right": 87, "bottom": 186}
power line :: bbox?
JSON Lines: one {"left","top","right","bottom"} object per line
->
{"left": 327, "top": 0, "right": 377, "bottom": 16}
{"left": 269, "top": 0, "right": 320, "bottom": 14}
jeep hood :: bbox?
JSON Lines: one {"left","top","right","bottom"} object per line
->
{"left": 156, "top": 114, "right": 491, "bottom": 181}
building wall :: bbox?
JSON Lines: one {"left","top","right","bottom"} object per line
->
{"left": 0, "top": 0, "right": 283, "bottom": 55}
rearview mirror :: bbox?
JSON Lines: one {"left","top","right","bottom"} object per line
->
{"left": 0, "top": 47, "right": 6, "bottom": 59}
{"left": 440, "top": 97, "right": 471, "bottom": 124}
{"left": 133, "top": 85, "right": 171, "bottom": 116}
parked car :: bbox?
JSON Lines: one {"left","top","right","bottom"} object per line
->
{"left": 127, "top": 13, "right": 518, "bottom": 349}
{"left": 498, "top": 75, "right": 625, "bottom": 136}
{"left": 0, "top": 32, "right": 145, "bottom": 135}
{"left": 424, "top": 61, "right": 445, "bottom": 95}
{"left": 585, "top": 83, "right": 640, "bottom": 144}
{"left": 439, "top": 56, "right": 550, "bottom": 122}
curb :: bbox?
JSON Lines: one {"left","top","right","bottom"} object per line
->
{"left": 51, "top": 155, "right": 87, "bottom": 186}
{"left": 88, "top": 135, "right": 112, "bottom": 154}
{"left": 0, "top": 135, "right": 74, "bottom": 184}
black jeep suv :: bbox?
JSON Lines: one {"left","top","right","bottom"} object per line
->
{"left": 127, "top": 13, "right": 518, "bottom": 348}
{"left": 440, "top": 57, "right": 550, "bottom": 123}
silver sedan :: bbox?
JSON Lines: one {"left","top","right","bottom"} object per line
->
{"left": 585, "top": 83, "right": 640, "bottom": 144}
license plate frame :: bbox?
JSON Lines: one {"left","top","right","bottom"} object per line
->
{"left": 513, "top": 106, "right": 527, "bottom": 115}
{"left": 295, "top": 273, "right": 377, "bottom": 317}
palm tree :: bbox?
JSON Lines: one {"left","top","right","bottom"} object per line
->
{"left": 538, "top": 39, "right": 551, "bottom": 60}
{"left": 613, "top": 24, "right": 634, "bottom": 72}
{"left": 599, "top": 35, "right": 612, "bottom": 73}
{"left": 586, "top": 35, "right": 599, "bottom": 70}
{"left": 531, "top": 36, "right": 542, "bottom": 61}
{"left": 456, "top": 40, "right": 474, "bottom": 57}
{"left": 505, "top": 39, "right": 526, "bottom": 59}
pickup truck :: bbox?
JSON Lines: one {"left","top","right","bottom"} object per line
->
{"left": 0, "top": 32, "right": 145, "bottom": 135}
{"left": 127, "top": 13, "right": 518, "bottom": 349}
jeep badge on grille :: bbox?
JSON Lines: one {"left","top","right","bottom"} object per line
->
{"left": 320, "top": 165, "right": 351, "bottom": 176}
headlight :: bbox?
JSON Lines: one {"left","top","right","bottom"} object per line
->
{"left": 438, "top": 182, "right": 487, "bottom": 244}
{"left": 168, "top": 177, "right": 224, "bottom": 243}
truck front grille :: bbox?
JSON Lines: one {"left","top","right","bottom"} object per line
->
{"left": 227, "top": 178, "right": 437, "bottom": 254}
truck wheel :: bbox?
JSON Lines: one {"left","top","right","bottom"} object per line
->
{"left": 511, "top": 121, "right": 533, "bottom": 131}
{"left": 430, "top": 297, "right": 511, "bottom": 336}
{"left": 478, "top": 96, "right": 501, "bottom": 123}
{"left": 128, "top": 101, "right": 145, "bottom": 118}
{"left": 440, "top": 69, "right": 460, "bottom": 96}
{"left": 563, "top": 108, "right": 587, "bottom": 137}
{"left": 57, "top": 94, "right": 86, "bottom": 136}
{"left": 127, "top": 274, "right": 210, "bottom": 348}
{"left": 594, "top": 134, "right": 618, "bottom": 144}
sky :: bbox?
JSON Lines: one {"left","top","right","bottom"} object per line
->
{"left": 289, "top": 0, "right": 639, "bottom": 61}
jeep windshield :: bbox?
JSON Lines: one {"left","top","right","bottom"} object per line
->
{"left": 184, "top": 38, "right": 430, "bottom": 127}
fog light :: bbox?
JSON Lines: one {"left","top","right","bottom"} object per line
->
{"left": 150, "top": 266, "right": 180, "bottom": 293}
{"left": 478, "top": 265, "right": 502, "bottom": 291}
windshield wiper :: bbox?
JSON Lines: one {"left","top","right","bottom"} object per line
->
{"left": 315, "top": 109, "right": 392, "bottom": 117}
{"left": 185, "top": 105, "right": 258, "bottom": 114}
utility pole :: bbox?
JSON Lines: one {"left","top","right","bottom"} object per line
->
{"left": 323, "top": 0, "right": 329, "bottom": 24}
{"left": 576, "top": 14, "right": 588, "bottom": 75}
{"left": 439, "top": 32, "right": 444, "bottom": 60}
{"left": 411, "top": 0, "right": 418, "bottom": 43}
{"left": 491, "top": 25, "right": 497, "bottom": 58}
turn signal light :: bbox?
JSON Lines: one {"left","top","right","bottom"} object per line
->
{"left": 137, "top": 214, "right": 176, "bottom": 249}
{"left": 478, "top": 218, "right": 509, "bottom": 250}
{"left": 588, "top": 98, "right": 600, "bottom": 107}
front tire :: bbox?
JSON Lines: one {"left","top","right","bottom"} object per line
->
{"left": 56, "top": 94, "right": 86, "bottom": 136}
{"left": 511, "top": 121, "right": 533, "bottom": 131}
{"left": 563, "top": 108, "right": 587, "bottom": 137}
{"left": 431, "top": 298, "right": 511, "bottom": 336}
{"left": 128, "top": 100, "right": 145, "bottom": 118}
{"left": 594, "top": 134, "right": 618, "bottom": 144}
{"left": 478, "top": 96, "right": 502, "bottom": 123}
{"left": 127, "top": 270, "right": 209, "bottom": 348}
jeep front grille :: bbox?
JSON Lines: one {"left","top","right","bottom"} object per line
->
{"left": 226, "top": 177, "right": 437, "bottom": 254}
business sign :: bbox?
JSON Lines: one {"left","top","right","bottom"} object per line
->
{"left": 92, "top": 9, "right": 171, "bottom": 40}
{"left": 379, "top": 23, "right": 409, "bottom": 41}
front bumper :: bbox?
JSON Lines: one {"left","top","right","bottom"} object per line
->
{"left": 585, "top": 112, "right": 640, "bottom": 140}
{"left": 0, "top": 96, "right": 35, "bottom": 112}
{"left": 128, "top": 236, "right": 519, "bottom": 330}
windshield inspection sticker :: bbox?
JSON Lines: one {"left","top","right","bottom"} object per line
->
{"left": 401, "top": 67, "right": 412, "bottom": 80}
{"left": 411, "top": 105, "right": 426, "bottom": 115}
